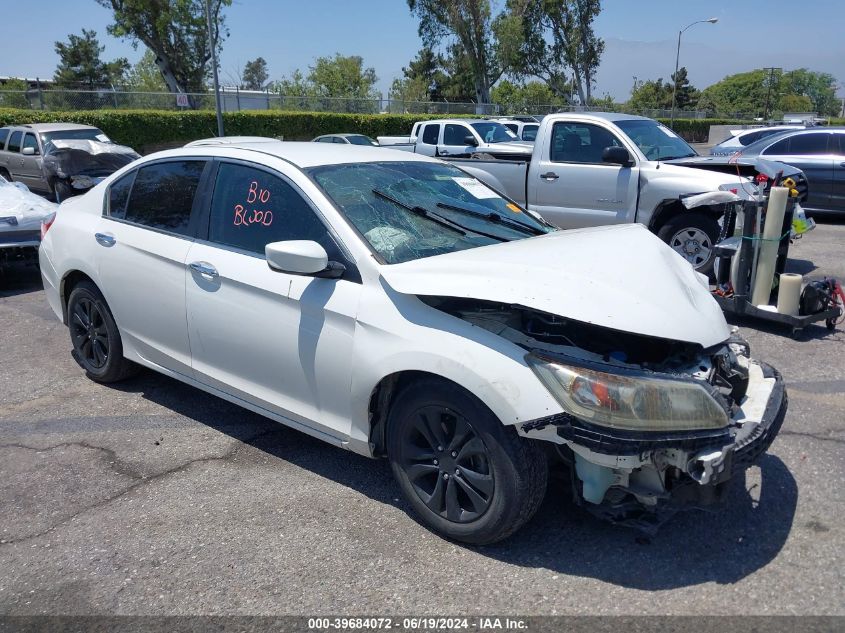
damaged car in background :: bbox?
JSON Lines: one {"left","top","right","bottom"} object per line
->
{"left": 39, "top": 142, "right": 787, "bottom": 544}
{"left": 0, "top": 175, "right": 56, "bottom": 268}
{"left": 0, "top": 123, "right": 139, "bottom": 201}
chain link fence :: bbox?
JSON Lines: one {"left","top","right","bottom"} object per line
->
{"left": 0, "top": 86, "right": 755, "bottom": 120}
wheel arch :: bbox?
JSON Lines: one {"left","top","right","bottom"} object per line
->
{"left": 60, "top": 269, "right": 98, "bottom": 325}
{"left": 648, "top": 199, "right": 722, "bottom": 233}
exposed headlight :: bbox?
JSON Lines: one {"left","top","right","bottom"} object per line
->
{"left": 526, "top": 354, "right": 729, "bottom": 432}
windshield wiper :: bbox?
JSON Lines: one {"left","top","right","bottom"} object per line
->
{"left": 435, "top": 202, "right": 544, "bottom": 236}
{"left": 372, "top": 189, "right": 508, "bottom": 242}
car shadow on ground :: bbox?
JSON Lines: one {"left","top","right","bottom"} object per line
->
{"left": 0, "top": 261, "right": 43, "bottom": 298}
{"left": 110, "top": 369, "right": 798, "bottom": 591}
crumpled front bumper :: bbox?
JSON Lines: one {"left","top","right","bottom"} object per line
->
{"left": 521, "top": 360, "right": 787, "bottom": 519}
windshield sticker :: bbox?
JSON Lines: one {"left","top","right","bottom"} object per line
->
{"left": 659, "top": 127, "right": 678, "bottom": 138}
{"left": 234, "top": 181, "right": 274, "bottom": 226}
{"left": 506, "top": 202, "right": 522, "bottom": 213}
{"left": 452, "top": 177, "right": 498, "bottom": 199}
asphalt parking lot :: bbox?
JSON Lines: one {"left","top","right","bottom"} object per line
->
{"left": 0, "top": 221, "right": 843, "bottom": 616}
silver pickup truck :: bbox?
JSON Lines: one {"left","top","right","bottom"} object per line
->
{"left": 454, "top": 112, "right": 764, "bottom": 272}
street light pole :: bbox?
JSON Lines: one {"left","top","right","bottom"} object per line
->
{"left": 670, "top": 17, "right": 718, "bottom": 129}
{"left": 205, "top": 0, "right": 225, "bottom": 137}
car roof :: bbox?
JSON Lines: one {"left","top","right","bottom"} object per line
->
{"left": 547, "top": 111, "right": 654, "bottom": 123}
{"left": 173, "top": 139, "right": 438, "bottom": 168}
{"left": 738, "top": 127, "right": 845, "bottom": 155}
{"left": 9, "top": 123, "right": 101, "bottom": 132}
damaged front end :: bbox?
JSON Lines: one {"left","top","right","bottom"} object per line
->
{"left": 424, "top": 297, "right": 787, "bottom": 531}
{"left": 43, "top": 139, "right": 139, "bottom": 194}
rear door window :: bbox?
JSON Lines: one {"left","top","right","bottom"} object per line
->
{"left": 123, "top": 160, "right": 206, "bottom": 236}
{"left": 420, "top": 124, "right": 439, "bottom": 145}
{"left": 7, "top": 131, "right": 22, "bottom": 153}
{"left": 765, "top": 133, "right": 830, "bottom": 156}
{"left": 207, "top": 162, "right": 327, "bottom": 255}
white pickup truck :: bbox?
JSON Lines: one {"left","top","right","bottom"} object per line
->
{"left": 454, "top": 112, "right": 760, "bottom": 272}
{"left": 378, "top": 118, "right": 534, "bottom": 161}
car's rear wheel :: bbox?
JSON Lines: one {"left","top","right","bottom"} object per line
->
{"left": 387, "top": 377, "right": 548, "bottom": 544}
{"left": 67, "top": 280, "right": 138, "bottom": 383}
{"left": 658, "top": 212, "right": 720, "bottom": 273}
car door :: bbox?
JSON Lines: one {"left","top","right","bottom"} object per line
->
{"left": 4, "top": 130, "right": 23, "bottom": 182}
{"left": 95, "top": 159, "right": 209, "bottom": 377}
{"left": 415, "top": 123, "right": 440, "bottom": 156}
{"left": 762, "top": 131, "right": 834, "bottom": 212}
{"left": 184, "top": 160, "right": 362, "bottom": 439}
{"left": 830, "top": 132, "right": 845, "bottom": 212}
{"left": 439, "top": 123, "right": 478, "bottom": 158}
{"left": 19, "top": 132, "right": 46, "bottom": 192}
{"left": 528, "top": 121, "right": 639, "bottom": 229}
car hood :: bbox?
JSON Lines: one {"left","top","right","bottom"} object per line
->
{"left": 379, "top": 224, "right": 730, "bottom": 348}
{"left": 666, "top": 155, "right": 803, "bottom": 178}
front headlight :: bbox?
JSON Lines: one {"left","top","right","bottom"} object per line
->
{"left": 526, "top": 354, "right": 729, "bottom": 432}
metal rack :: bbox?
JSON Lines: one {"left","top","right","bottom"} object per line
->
{"left": 712, "top": 198, "right": 840, "bottom": 336}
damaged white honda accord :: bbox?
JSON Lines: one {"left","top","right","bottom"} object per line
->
{"left": 39, "top": 141, "right": 786, "bottom": 544}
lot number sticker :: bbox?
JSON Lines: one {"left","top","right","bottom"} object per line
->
{"left": 452, "top": 177, "right": 498, "bottom": 199}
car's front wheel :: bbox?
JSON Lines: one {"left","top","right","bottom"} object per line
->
{"left": 387, "top": 377, "right": 548, "bottom": 544}
{"left": 67, "top": 280, "right": 138, "bottom": 383}
{"left": 658, "top": 212, "right": 720, "bottom": 274}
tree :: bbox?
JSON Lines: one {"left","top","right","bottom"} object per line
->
{"left": 242, "top": 57, "right": 268, "bottom": 90}
{"left": 491, "top": 79, "right": 560, "bottom": 113}
{"left": 308, "top": 54, "right": 379, "bottom": 99}
{"left": 0, "top": 78, "right": 31, "bottom": 109}
{"left": 509, "top": 0, "right": 604, "bottom": 105}
{"left": 781, "top": 69, "right": 839, "bottom": 116}
{"left": 628, "top": 77, "right": 673, "bottom": 111}
{"left": 96, "top": 0, "right": 231, "bottom": 102}
{"left": 125, "top": 49, "right": 167, "bottom": 91}
{"left": 54, "top": 29, "right": 128, "bottom": 88}
{"left": 670, "top": 66, "right": 699, "bottom": 111}
{"left": 407, "top": 0, "right": 504, "bottom": 107}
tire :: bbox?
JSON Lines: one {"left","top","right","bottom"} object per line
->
{"left": 0, "top": 168, "right": 10, "bottom": 182}
{"left": 53, "top": 180, "right": 73, "bottom": 203}
{"left": 657, "top": 212, "right": 720, "bottom": 274}
{"left": 67, "top": 280, "right": 138, "bottom": 383}
{"left": 387, "top": 377, "right": 548, "bottom": 545}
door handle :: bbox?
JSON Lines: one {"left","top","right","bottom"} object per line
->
{"left": 94, "top": 232, "right": 116, "bottom": 247}
{"left": 439, "top": 150, "right": 450, "bottom": 156}
{"left": 540, "top": 172, "right": 559, "bottom": 181}
{"left": 189, "top": 261, "right": 218, "bottom": 278}
{"left": 839, "top": 161, "right": 845, "bottom": 167}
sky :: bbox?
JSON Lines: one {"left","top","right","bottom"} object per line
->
{"left": 1, "top": 0, "right": 843, "bottom": 102}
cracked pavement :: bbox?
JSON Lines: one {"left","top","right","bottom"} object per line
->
{"left": 0, "top": 221, "right": 843, "bottom": 616}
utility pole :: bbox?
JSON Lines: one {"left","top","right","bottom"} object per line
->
{"left": 763, "top": 67, "right": 781, "bottom": 120}
{"left": 205, "top": 0, "right": 225, "bottom": 137}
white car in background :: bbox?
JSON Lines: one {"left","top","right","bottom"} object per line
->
{"left": 709, "top": 125, "right": 804, "bottom": 156}
{"left": 39, "top": 141, "right": 787, "bottom": 544}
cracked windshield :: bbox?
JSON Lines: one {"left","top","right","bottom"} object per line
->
{"left": 309, "top": 161, "right": 553, "bottom": 264}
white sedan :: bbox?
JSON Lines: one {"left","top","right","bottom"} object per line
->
{"left": 39, "top": 141, "right": 787, "bottom": 544}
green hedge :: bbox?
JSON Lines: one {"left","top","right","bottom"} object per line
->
{"left": 0, "top": 108, "right": 472, "bottom": 152}
{"left": 4, "top": 108, "right": 823, "bottom": 150}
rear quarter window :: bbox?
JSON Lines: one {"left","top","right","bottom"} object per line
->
{"left": 0, "top": 128, "right": 8, "bottom": 148}
{"left": 107, "top": 170, "right": 137, "bottom": 219}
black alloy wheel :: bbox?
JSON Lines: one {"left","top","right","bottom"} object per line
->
{"left": 70, "top": 296, "right": 110, "bottom": 369}
{"left": 66, "top": 280, "right": 138, "bottom": 383}
{"left": 387, "top": 377, "right": 548, "bottom": 544}
{"left": 398, "top": 405, "right": 494, "bottom": 523}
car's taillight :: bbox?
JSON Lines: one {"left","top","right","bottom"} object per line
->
{"left": 755, "top": 173, "right": 769, "bottom": 184}
{"left": 40, "top": 212, "right": 56, "bottom": 240}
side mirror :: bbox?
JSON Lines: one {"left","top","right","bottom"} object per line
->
{"left": 464, "top": 134, "right": 479, "bottom": 147}
{"left": 265, "top": 240, "right": 345, "bottom": 278}
{"left": 21, "top": 146, "right": 36, "bottom": 156}
{"left": 602, "top": 146, "right": 633, "bottom": 167}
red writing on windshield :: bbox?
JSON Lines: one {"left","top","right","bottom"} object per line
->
{"left": 234, "top": 180, "right": 273, "bottom": 226}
